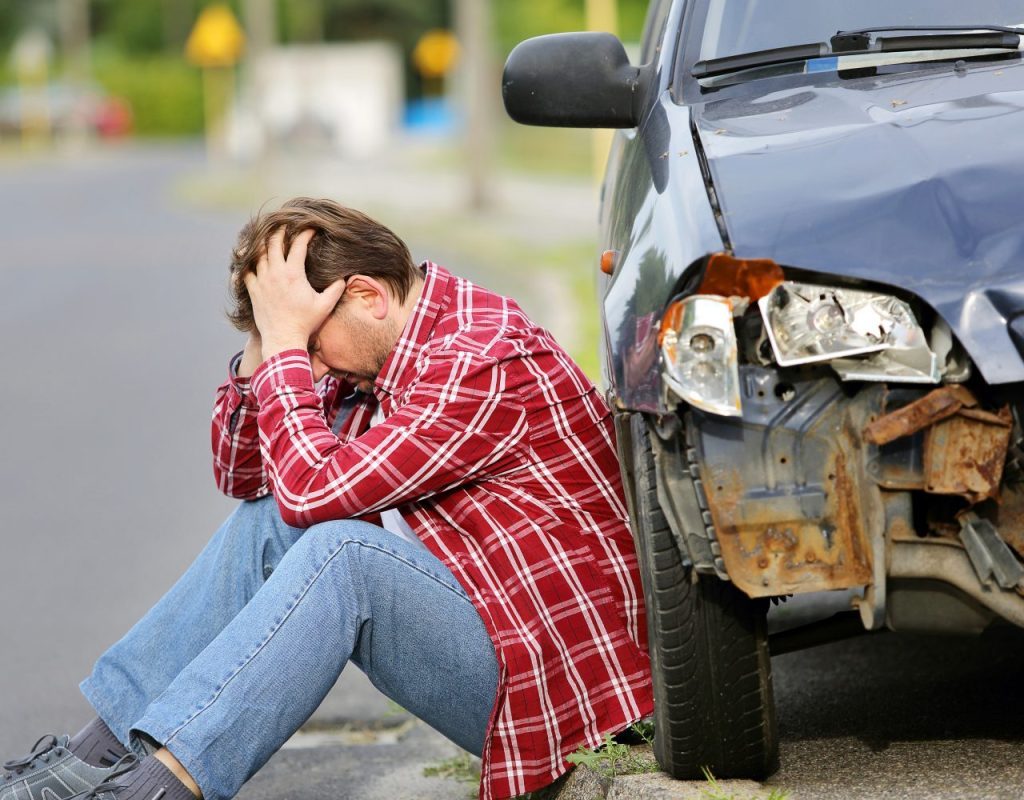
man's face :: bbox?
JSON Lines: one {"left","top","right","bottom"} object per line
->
{"left": 308, "top": 296, "right": 397, "bottom": 392}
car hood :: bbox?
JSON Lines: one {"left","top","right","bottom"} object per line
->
{"left": 692, "top": 62, "right": 1024, "bottom": 383}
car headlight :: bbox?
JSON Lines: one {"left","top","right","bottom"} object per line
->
{"left": 758, "top": 282, "right": 939, "bottom": 383}
{"left": 660, "top": 295, "right": 742, "bottom": 417}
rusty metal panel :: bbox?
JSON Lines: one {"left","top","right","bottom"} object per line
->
{"left": 692, "top": 367, "right": 878, "bottom": 598}
{"left": 863, "top": 384, "right": 976, "bottom": 445}
{"left": 922, "top": 406, "right": 1011, "bottom": 503}
{"left": 864, "top": 385, "right": 1011, "bottom": 505}
{"left": 991, "top": 483, "right": 1024, "bottom": 561}
{"left": 702, "top": 452, "right": 873, "bottom": 597}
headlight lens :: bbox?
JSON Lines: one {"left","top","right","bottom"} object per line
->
{"left": 660, "top": 295, "right": 742, "bottom": 416}
{"left": 758, "top": 282, "right": 939, "bottom": 383}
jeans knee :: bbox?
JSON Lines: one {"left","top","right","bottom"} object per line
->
{"left": 285, "top": 519, "right": 383, "bottom": 567}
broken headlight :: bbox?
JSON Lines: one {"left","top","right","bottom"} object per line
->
{"left": 660, "top": 295, "right": 742, "bottom": 417}
{"left": 758, "top": 282, "right": 939, "bottom": 383}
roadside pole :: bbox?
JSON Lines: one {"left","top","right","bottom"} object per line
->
{"left": 56, "top": 0, "right": 91, "bottom": 85}
{"left": 454, "top": 0, "right": 494, "bottom": 211}
{"left": 185, "top": 5, "right": 246, "bottom": 160}
{"left": 11, "top": 30, "right": 53, "bottom": 147}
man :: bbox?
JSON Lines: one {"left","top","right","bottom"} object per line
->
{"left": 2, "top": 199, "right": 652, "bottom": 800}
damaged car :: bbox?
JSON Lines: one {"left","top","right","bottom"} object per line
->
{"left": 502, "top": 0, "right": 1024, "bottom": 781}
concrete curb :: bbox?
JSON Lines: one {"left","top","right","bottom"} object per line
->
{"left": 551, "top": 769, "right": 764, "bottom": 800}
{"left": 543, "top": 746, "right": 765, "bottom": 800}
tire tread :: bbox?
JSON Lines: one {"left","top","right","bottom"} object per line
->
{"left": 628, "top": 414, "right": 777, "bottom": 779}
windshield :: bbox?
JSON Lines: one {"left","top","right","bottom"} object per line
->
{"left": 699, "top": 0, "right": 1024, "bottom": 60}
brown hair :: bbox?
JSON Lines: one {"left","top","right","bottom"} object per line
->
{"left": 228, "top": 198, "right": 418, "bottom": 332}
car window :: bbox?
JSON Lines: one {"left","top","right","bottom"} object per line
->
{"left": 698, "top": 0, "right": 1024, "bottom": 60}
{"left": 641, "top": 0, "right": 675, "bottom": 64}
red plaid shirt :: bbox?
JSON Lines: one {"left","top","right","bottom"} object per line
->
{"left": 211, "top": 263, "right": 653, "bottom": 799}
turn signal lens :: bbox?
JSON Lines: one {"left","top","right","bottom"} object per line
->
{"left": 696, "top": 252, "right": 784, "bottom": 301}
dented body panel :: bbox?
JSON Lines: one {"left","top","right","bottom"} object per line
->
{"left": 601, "top": 59, "right": 1024, "bottom": 412}
{"left": 692, "top": 63, "right": 1024, "bottom": 387}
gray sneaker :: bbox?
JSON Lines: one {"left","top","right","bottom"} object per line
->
{"left": 66, "top": 755, "right": 146, "bottom": 800}
{"left": 1, "top": 735, "right": 127, "bottom": 800}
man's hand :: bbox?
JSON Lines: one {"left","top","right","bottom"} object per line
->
{"left": 243, "top": 228, "right": 346, "bottom": 362}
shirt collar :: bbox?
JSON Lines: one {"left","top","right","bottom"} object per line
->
{"left": 374, "top": 261, "right": 453, "bottom": 398}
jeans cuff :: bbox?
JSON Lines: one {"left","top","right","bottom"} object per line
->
{"left": 129, "top": 721, "right": 214, "bottom": 800}
{"left": 78, "top": 676, "right": 132, "bottom": 751}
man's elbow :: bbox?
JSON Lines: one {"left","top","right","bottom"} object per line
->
{"left": 275, "top": 498, "right": 304, "bottom": 529}
{"left": 271, "top": 483, "right": 361, "bottom": 529}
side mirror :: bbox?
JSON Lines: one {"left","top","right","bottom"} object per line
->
{"left": 502, "top": 32, "right": 643, "bottom": 128}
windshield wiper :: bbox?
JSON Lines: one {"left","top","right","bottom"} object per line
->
{"left": 693, "top": 42, "right": 829, "bottom": 79}
{"left": 693, "top": 27, "right": 1021, "bottom": 80}
{"left": 833, "top": 26, "right": 1020, "bottom": 53}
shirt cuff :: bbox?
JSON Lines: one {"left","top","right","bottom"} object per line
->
{"left": 252, "top": 349, "right": 316, "bottom": 405}
{"left": 228, "top": 351, "right": 258, "bottom": 409}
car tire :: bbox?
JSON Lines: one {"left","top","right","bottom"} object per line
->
{"left": 629, "top": 413, "right": 778, "bottom": 780}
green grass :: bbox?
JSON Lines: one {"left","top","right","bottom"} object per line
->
{"left": 701, "top": 767, "right": 790, "bottom": 800}
{"left": 498, "top": 121, "right": 596, "bottom": 178}
{"left": 422, "top": 752, "right": 481, "bottom": 799}
{"left": 565, "top": 726, "right": 660, "bottom": 778}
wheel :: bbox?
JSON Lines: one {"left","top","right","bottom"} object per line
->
{"left": 628, "top": 413, "right": 777, "bottom": 779}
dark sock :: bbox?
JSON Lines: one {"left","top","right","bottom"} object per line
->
{"left": 69, "top": 717, "right": 129, "bottom": 768}
{"left": 114, "top": 756, "right": 197, "bottom": 800}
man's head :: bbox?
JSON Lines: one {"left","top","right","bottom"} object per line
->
{"left": 229, "top": 198, "right": 423, "bottom": 388}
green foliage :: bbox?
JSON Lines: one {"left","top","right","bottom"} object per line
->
{"left": 423, "top": 752, "right": 480, "bottom": 799}
{"left": 320, "top": 0, "right": 441, "bottom": 43}
{"left": 566, "top": 732, "right": 660, "bottom": 778}
{"left": 92, "top": 52, "right": 203, "bottom": 136}
{"left": 90, "top": 0, "right": 211, "bottom": 54}
{"left": 499, "top": 121, "right": 593, "bottom": 178}
{"left": 0, "top": 0, "right": 23, "bottom": 53}
{"left": 629, "top": 720, "right": 655, "bottom": 743}
{"left": 93, "top": 0, "right": 169, "bottom": 54}
{"left": 701, "top": 767, "right": 790, "bottom": 800}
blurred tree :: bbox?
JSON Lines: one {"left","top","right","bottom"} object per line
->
{"left": 92, "top": 0, "right": 168, "bottom": 54}
{"left": 160, "top": 0, "right": 197, "bottom": 51}
{"left": 319, "top": 0, "right": 446, "bottom": 100}
{"left": 279, "top": 0, "right": 325, "bottom": 42}
{"left": 0, "top": 0, "right": 24, "bottom": 53}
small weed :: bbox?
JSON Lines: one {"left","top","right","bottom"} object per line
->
{"left": 629, "top": 720, "right": 655, "bottom": 744}
{"left": 423, "top": 752, "right": 481, "bottom": 798}
{"left": 701, "top": 766, "right": 789, "bottom": 800}
{"left": 383, "top": 699, "right": 406, "bottom": 717}
{"left": 566, "top": 732, "right": 660, "bottom": 778}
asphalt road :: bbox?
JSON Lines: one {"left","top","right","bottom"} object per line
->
{"left": 1, "top": 145, "right": 1022, "bottom": 798}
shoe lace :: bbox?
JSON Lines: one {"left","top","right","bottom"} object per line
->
{"left": 3, "top": 735, "right": 69, "bottom": 780}
{"left": 69, "top": 753, "right": 140, "bottom": 800}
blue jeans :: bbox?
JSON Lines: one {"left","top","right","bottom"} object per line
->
{"left": 80, "top": 497, "right": 499, "bottom": 800}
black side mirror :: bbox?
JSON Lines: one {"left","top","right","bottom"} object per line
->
{"left": 502, "top": 32, "right": 644, "bottom": 128}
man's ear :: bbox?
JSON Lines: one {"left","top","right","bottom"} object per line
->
{"left": 342, "top": 275, "right": 389, "bottom": 320}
